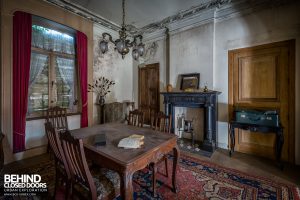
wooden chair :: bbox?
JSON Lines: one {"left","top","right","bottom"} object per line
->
{"left": 128, "top": 109, "right": 144, "bottom": 127}
{"left": 60, "top": 130, "right": 120, "bottom": 200}
{"left": 46, "top": 106, "right": 68, "bottom": 153}
{"left": 151, "top": 111, "right": 172, "bottom": 133}
{"left": 150, "top": 111, "right": 172, "bottom": 196}
{"left": 0, "top": 132, "right": 4, "bottom": 173}
{"left": 44, "top": 122, "right": 71, "bottom": 199}
{"left": 46, "top": 106, "right": 68, "bottom": 131}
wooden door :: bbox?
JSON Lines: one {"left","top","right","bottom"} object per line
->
{"left": 229, "top": 40, "right": 295, "bottom": 163}
{"left": 139, "top": 64, "right": 160, "bottom": 125}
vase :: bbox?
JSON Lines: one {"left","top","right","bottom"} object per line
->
{"left": 166, "top": 84, "right": 173, "bottom": 92}
{"left": 99, "top": 96, "right": 105, "bottom": 106}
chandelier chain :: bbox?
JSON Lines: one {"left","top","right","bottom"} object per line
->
{"left": 99, "top": 0, "right": 144, "bottom": 60}
{"left": 122, "top": 0, "right": 125, "bottom": 27}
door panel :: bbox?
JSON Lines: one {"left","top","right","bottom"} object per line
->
{"left": 229, "top": 40, "right": 295, "bottom": 162}
{"left": 138, "top": 64, "right": 160, "bottom": 124}
{"left": 239, "top": 55, "right": 278, "bottom": 99}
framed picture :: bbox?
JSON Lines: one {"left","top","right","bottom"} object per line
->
{"left": 180, "top": 73, "right": 200, "bottom": 90}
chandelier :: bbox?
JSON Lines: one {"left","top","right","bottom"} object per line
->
{"left": 99, "top": 0, "right": 145, "bottom": 60}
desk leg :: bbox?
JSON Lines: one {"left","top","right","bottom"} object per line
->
{"left": 172, "top": 146, "right": 180, "bottom": 193}
{"left": 275, "top": 128, "right": 284, "bottom": 169}
{"left": 120, "top": 171, "right": 134, "bottom": 200}
{"left": 229, "top": 125, "right": 235, "bottom": 156}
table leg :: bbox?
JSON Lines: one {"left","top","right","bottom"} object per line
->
{"left": 275, "top": 128, "right": 284, "bottom": 169}
{"left": 229, "top": 125, "right": 235, "bottom": 156}
{"left": 120, "top": 171, "right": 134, "bottom": 200}
{"left": 172, "top": 146, "right": 180, "bottom": 193}
{"left": 152, "top": 163, "right": 157, "bottom": 197}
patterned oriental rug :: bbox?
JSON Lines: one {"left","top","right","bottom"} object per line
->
{"left": 1, "top": 154, "right": 299, "bottom": 200}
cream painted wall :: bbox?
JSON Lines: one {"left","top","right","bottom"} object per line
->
{"left": 169, "top": 23, "right": 214, "bottom": 89}
{"left": 93, "top": 25, "right": 134, "bottom": 124}
{"left": 137, "top": 2, "right": 300, "bottom": 164}
{"left": 0, "top": 0, "right": 93, "bottom": 164}
{"left": 25, "top": 115, "right": 81, "bottom": 149}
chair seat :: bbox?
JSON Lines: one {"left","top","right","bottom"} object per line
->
{"left": 74, "top": 168, "right": 120, "bottom": 200}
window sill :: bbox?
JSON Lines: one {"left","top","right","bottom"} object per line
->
{"left": 26, "top": 112, "right": 81, "bottom": 121}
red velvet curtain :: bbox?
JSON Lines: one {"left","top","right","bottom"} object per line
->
{"left": 76, "top": 31, "right": 88, "bottom": 127}
{"left": 13, "top": 11, "right": 32, "bottom": 153}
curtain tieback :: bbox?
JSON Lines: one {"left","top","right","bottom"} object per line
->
{"left": 14, "top": 131, "right": 25, "bottom": 136}
{"left": 82, "top": 101, "right": 88, "bottom": 108}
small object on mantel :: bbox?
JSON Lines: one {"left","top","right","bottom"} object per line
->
{"left": 184, "top": 88, "right": 195, "bottom": 92}
{"left": 203, "top": 85, "right": 209, "bottom": 92}
{"left": 166, "top": 84, "right": 173, "bottom": 92}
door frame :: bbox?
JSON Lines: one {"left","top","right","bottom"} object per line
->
{"left": 138, "top": 63, "right": 160, "bottom": 121}
{"left": 228, "top": 40, "right": 295, "bottom": 163}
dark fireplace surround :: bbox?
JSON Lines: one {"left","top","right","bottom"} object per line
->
{"left": 161, "top": 90, "right": 221, "bottom": 152}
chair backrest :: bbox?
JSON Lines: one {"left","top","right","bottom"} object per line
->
{"left": 128, "top": 109, "right": 144, "bottom": 127}
{"left": 60, "top": 130, "right": 97, "bottom": 200}
{"left": 44, "top": 122, "right": 71, "bottom": 179}
{"left": 0, "top": 132, "right": 4, "bottom": 172}
{"left": 46, "top": 106, "right": 68, "bottom": 131}
{"left": 151, "top": 111, "right": 172, "bottom": 133}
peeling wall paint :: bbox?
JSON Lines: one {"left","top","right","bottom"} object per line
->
{"left": 93, "top": 31, "right": 133, "bottom": 124}
{"left": 133, "top": 40, "right": 166, "bottom": 111}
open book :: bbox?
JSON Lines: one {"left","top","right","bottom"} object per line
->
{"left": 118, "top": 134, "right": 144, "bottom": 149}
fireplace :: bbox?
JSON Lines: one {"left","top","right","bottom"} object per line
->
{"left": 161, "top": 90, "right": 221, "bottom": 152}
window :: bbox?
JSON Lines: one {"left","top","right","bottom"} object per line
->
{"left": 27, "top": 22, "right": 78, "bottom": 118}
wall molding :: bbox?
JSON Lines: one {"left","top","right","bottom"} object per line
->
{"left": 143, "top": 0, "right": 297, "bottom": 42}
{"left": 43, "top": 0, "right": 297, "bottom": 43}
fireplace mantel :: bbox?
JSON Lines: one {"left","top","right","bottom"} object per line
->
{"left": 161, "top": 90, "right": 221, "bottom": 152}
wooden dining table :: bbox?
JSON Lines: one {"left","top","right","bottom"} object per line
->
{"left": 70, "top": 123, "right": 180, "bottom": 200}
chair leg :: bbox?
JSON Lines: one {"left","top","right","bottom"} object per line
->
{"left": 164, "top": 157, "right": 168, "bottom": 178}
{"left": 65, "top": 181, "right": 71, "bottom": 200}
{"left": 54, "top": 169, "right": 59, "bottom": 200}
{"left": 152, "top": 163, "right": 157, "bottom": 197}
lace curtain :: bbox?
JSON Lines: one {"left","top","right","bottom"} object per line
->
{"left": 32, "top": 25, "right": 75, "bottom": 55}
{"left": 56, "top": 57, "right": 75, "bottom": 106}
{"left": 29, "top": 52, "right": 48, "bottom": 87}
{"left": 56, "top": 57, "right": 74, "bottom": 87}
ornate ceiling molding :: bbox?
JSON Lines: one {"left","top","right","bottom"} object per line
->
{"left": 43, "top": 0, "right": 296, "bottom": 41}
{"left": 43, "top": 0, "right": 121, "bottom": 31}
{"left": 42, "top": 0, "right": 231, "bottom": 35}
{"left": 138, "top": 0, "right": 231, "bottom": 35}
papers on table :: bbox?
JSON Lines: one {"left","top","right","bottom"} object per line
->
{"left": 118, "top": 134, "right": 144, "bottom": 149}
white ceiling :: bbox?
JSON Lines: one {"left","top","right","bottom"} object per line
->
{"left": 70, "top": 0, "right": 213, "bottom": 29}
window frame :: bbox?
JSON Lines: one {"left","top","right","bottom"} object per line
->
{"left": 26, "top": 32, "right": 79, "bottom": 120}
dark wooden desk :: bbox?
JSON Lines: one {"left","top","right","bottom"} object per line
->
{"left": 229, "top": 121, "right": 284, "bottom": 168}
{"left": 71, "top": 123, "right": 179, "bottom": 200}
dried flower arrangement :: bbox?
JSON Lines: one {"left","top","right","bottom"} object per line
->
{"left": 88, "top": 77, "right": 115, "bottom": 105}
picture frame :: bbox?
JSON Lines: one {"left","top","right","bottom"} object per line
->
{"left": 180, "top": 73, "right": 200, "bottom": 90}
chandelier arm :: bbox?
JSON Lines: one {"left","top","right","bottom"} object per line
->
{"left": 134, "top": 35, "right": 143, "bottom": 44}
{"left": 102, "top": 32, "right": 115, "bottom": 44}
{"left": 128, "top": 38, "right": 136, "bottom": 47}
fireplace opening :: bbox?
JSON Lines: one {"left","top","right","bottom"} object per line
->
{"left": 175, "top": 107, "right": 204, "bottom": 144}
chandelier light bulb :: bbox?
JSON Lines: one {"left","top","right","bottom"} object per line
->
{"left": 99, "top": 40, "right": 108, "bottom": 54}
{"left": 137, "top": 43, "right": 145, "bottom": 56}
{"left": 132, "top": 48, "right": 139, "bottom": 60}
